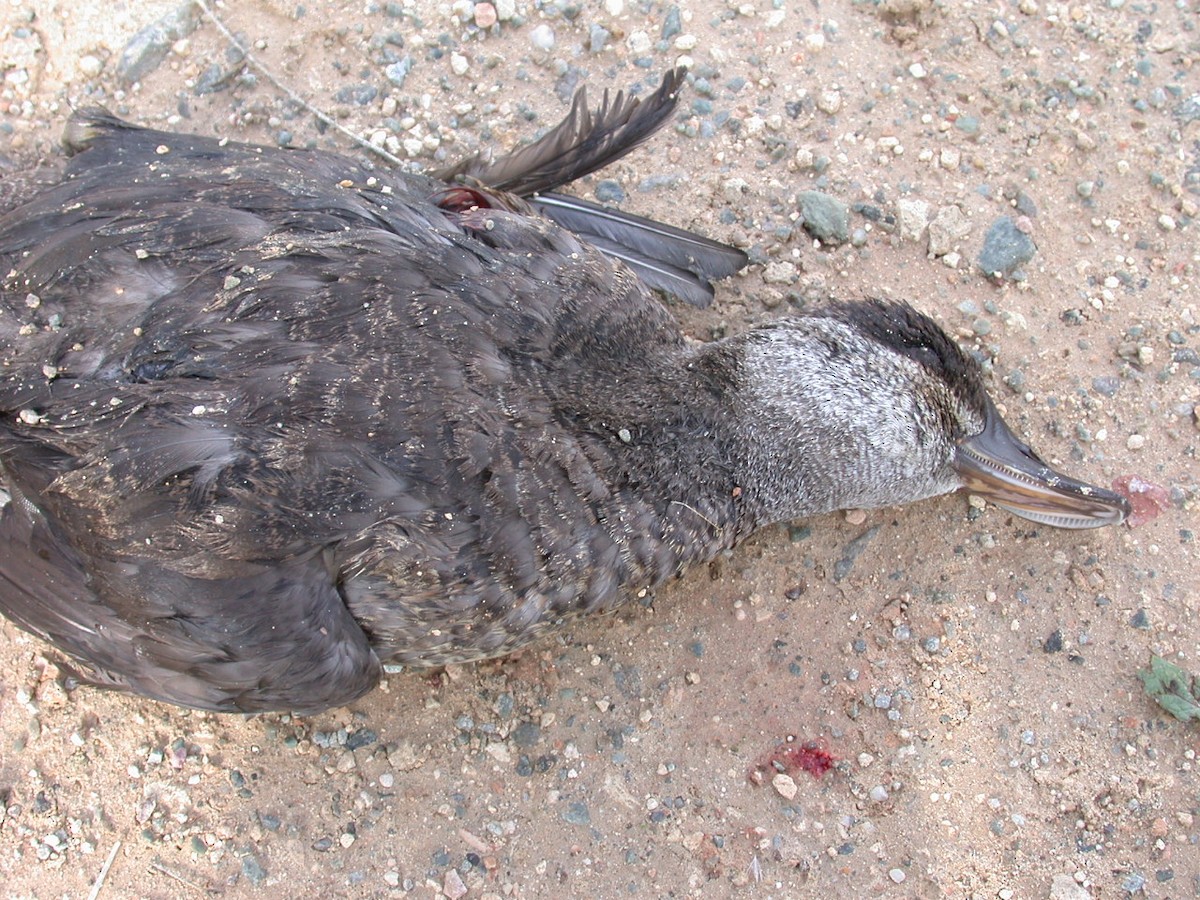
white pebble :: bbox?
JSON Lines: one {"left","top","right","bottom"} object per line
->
{"left": 530, "top": 23, "right": 555, "bottom": 50}
{"left": 772, "top": 773, "right": 798, "bottom": 800}
{"left": 79, "top": 55, "right": 103, "bottom": 78}
{"left": 817, "top": 90, "right": 842, "bottom": 114}
{"left": 1126, "top": 434, "right": 1145, "bottom": 450}
{"left": 762, "top": 261, "right": 797, "bottom": 284}
{"left": 604, "top": 0, "right": 624, "bottom": 14}
{"left": 626, "top": 31, "right": 651, "bottom": 53}
{"left": 908, "top": 62, "right": 927, "bottom": 78}
{"left": 450, "top": 52, "right": 469, "bottom": 76}
{"left": 889, "top": 868, "right": 906, "bottom": 883}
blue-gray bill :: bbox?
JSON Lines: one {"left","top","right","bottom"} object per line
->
{"left": 952, "top": 398, "right": 1130, "bottom": 529}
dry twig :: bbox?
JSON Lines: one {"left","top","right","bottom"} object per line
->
{"left": 86, "top": 840, "right": 122, "bottom": 900}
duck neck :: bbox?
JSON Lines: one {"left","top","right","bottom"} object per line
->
{"left": 572, "top": 322, "right": 960, "bottom": 568}
{"left": 545, "top": 335, "right": 786, "bottom": 582}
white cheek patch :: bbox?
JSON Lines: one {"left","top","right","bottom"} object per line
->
{"left": 738, "top": 323, "right": 972, "bottom": 513}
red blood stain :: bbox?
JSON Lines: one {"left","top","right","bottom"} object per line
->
{"left": 1112, "top": 474, "right": 1170, "bottom": 528}
{"left": 751, "top": 738, "right": 837, "bottom": 784}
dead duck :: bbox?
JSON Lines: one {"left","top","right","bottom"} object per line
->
{"left": 0, "top": 72, "right": 1129, "bottom": 713}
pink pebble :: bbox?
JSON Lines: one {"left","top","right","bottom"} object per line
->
{"left": 474, "top": 2, "right": 498, "bottom": 28}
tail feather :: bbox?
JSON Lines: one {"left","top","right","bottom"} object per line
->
{"left": 436, "top": 68, "right": 747, "bottom": 305}
{"left": 436, "top": 68, "right": 687, "bottom": 199}
{"left": 533, "top": 193, "right": 747, "bottom": 308}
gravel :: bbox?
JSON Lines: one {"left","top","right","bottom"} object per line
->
{"left": 977, "top": 216, "right": 1037, "bottom": 280}
{"left": 1, "top": 1, "right": 1196, "bottom": 898}
{"left": 797, "top": 190, "right": 849, "bottom": 245}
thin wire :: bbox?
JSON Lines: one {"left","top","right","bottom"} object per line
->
{"left": 192, "top": 0, "right": 408, "bottom": 168}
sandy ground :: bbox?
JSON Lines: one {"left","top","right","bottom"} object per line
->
{"left": 1, "top": 0, "right": 1198, "bottom": 897}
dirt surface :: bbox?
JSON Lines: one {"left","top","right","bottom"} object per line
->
{"left": 1, "top": 0, "right": 1198, "bottom": 897}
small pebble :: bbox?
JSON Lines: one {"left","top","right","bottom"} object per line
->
{"left": 443, "top": 869, "right": 468, "bottom": 900}
{"left": 385, "top": 58, "right": 413, "bottom": 88}
{"left": 79, "top": 55, "right": 104, "bottom": 78}
{"left": 661, "top": 6, "right": 682, "bottom": 39}
{"left": 1049, "top": 874, "right": 1090, "bottom": 900}
{"left": 241, "top": 854, "right": 268, "bottom": 886}
{"left": 817, "top": 90, "right": 842, "bottom": 114}
{"left": 772, "top": 773, "right": 798, "bottom": 799}
{"left": 797, "top": 190, "right": 849, "bottom": 244}
{"left": 977, "top": 216, "right": 1036, "bottom": 279}
{"left": 896, "top": 198, "right": 931, "bottom": 242}
{"left": 627, "top": 31, "right": 652, "bottom": 54}
{"left": 928, "top": 204, "right": 971, "bottom": 256}
{"left": 473, "top": 2, "right": 497, "bottom": 28}
{"left": 561, "top": 801, "right": 591, "bottom": 825}
{"left": 530, "top": 24, "right": 555, "bottom": 50}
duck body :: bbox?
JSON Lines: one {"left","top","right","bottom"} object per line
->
{"left": 0, "top": 79, "right": 1128, "bottom": 713}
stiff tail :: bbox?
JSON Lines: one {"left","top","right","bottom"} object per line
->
{"left": 437, "top": 69, "right": 747, "bottom": 305}
{"left": 436, "top": 68, "right": 687, "bottom": 196}
{"left": 533, "top": 193, "right": 747, "bottom": 308}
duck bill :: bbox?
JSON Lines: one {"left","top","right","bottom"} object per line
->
{"left": 952, "top": 400, "right": 1130, "bottom": 529}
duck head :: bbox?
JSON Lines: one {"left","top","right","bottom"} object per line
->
{"left": 729, "top": 299, "right": 1130, "bottom": 529}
